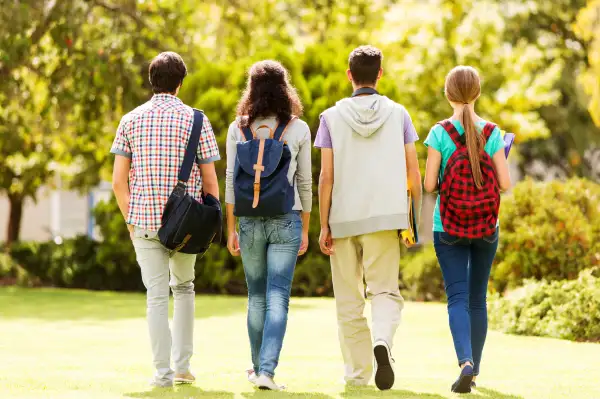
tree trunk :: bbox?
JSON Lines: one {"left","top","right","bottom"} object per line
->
{"left": 6, "top": 193, "right": 24, "bottom": 246}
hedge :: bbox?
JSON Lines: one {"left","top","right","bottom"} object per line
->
{"left": 3, "top": 234, "right": 440, "bottom": 300}
{"left": 3, "top": 197, "right": 442, "bottom": 300}
{"left": 489, "top": 268, "right": 600, "bottom": 342}
{"left": 491, "top": 178, "right": 600, "bottom": 292}
{"left": 399, "top": 243, "right": 445, "bottom": 302}
{"left": 4, "top": 178, "right": 599, "bottom": 302}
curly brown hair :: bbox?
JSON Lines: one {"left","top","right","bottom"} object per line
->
{"left": 236, "top": 60, "right": 303, "bottom": 128}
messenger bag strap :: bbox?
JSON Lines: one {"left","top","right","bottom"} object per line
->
{"left": 178, "top": 109, "right": 204, "bottom": 185}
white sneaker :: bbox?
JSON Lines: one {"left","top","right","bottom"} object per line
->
{"left": 373, "top": 340, "right": 395, "bottom": 390}
{"left": 247, "top": 369, "right": 258, "bottom": 384}
{"left": 255, "top": 373, "right": 286, "bottom": 391}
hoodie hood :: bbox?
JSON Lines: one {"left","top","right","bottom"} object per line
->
{"left": 335, "top": 94, "right": 395, "bottom": 137}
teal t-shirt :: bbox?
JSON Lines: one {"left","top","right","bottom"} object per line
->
{"left": 423, "top": 120, "right": 505, "bottom": 232}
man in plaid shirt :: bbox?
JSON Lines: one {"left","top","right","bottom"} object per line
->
{"left": 111, "top": 52, "right": 220, "bottom": 387}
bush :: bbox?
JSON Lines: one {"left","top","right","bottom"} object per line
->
{"left": 5, "top": 197, "right": 446, "bottom": 300}
{"left": 489, "top": 268, "right": 600, "bottom": 342}
{"left": 0, "top": 251, "right": 37, "bottom": 286}
{"left": 399, "top": 243, "right": 445, "bottom": 302}
{"left": 491, "top": 178, "right": 600, "bottom": 292}
{"left": 7, "top": 237, "right": 145, "bottom": 291}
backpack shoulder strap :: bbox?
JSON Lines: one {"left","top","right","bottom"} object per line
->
{"left": 273, "top": 116, "right": 298, "bottom": 142}
{"left": 482, "top": 122, "right": 497, "bottom": 141}
{"left": 240, "top": 126, "right": 254, "bottom": 141}
{"left": 178, "top": 109, "right": 204, "bottom": 184}
{"left": 238, "top": 116, "right": 255, "bottom": 141}
{"left": 437, "top": 120, "right": 463, "bottom": 147}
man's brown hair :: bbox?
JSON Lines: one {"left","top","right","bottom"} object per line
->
{"left": 348, "top": 45, "right": 383, "bottom": 86}
{"left": 149, "top": 52, "right": 187, "bottom": 94}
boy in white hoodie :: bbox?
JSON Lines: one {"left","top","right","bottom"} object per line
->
{"left": 315, "top": 45, "right": 422, "bottom": 390}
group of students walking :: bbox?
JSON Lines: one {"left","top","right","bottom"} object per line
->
{"left": 111, "top": 45, "right": 511, "bottom": 394}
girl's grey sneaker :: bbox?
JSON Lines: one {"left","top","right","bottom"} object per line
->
{"left": 174, "top": 372, "right": 195, "bottom": 384}
{"left": 373, "top": 340, "right": 395, "bottom": 390}
{"left": 255, "top": 374, "right": 286, "bottom": 391}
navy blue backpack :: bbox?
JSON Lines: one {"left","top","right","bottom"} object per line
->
{"left": 233, "top": 118, "right": 296, "bottom": 217}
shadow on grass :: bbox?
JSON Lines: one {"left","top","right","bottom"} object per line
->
{"left": 340, "top": 385, "right": 525, "bottom": 399}
{"left": 472, "top": 387, "right": 525, "bottom": 399}
{"left": 0, "top": 287, "right": 320, "bottom": 321}
{"left": 125, "top": 385, "right": 235, "bottom": 398}
{"left": 0, "top": 287, "right": 247, "bottom": 320}
{"left": 341, "top": 386, "right": 445, "bottom": 398}
{"left": 242, "top": 391, "right": 335, "bottom": 398}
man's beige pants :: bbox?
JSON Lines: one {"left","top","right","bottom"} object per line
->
{"left": 330, "top": 229, "right": 404, "bottom": 385}
{"left": 132, "top": 228, "right": 197, "bottom": 386}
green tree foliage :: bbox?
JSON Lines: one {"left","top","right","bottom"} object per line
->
{"left": 175, "top": 0, "right": 578, "bottom": 269}
{"left": 0, "top": 0, "right": 194, "bottom": 243}
{"left": 381, "top": 0, "right": 563, "bottom": 141}
{"left": 495, "top": 0, "right": 600, "bottom": 179}
{"left": 576, "top": 0, "right": 600, "bottom": 126}
{"left": 3, "top": 0, "right": 600, "bottom": 296}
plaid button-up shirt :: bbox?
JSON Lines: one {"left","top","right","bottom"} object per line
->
{"left": 110, "top": 94, "right": 220, "bottom": 231}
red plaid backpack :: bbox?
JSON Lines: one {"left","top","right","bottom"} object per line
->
{"left": 438, "top": 120, "right": 500, "bottom": 238}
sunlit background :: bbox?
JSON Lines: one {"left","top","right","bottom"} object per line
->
{"left": 0, "top": 2, "right": 599, "bottom": 397}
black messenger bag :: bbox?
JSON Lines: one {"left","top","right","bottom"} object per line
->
{"left": 158, "top": 109, "right": 222, "bottom": 255}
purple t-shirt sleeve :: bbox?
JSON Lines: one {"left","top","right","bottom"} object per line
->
{"left": 314, "top": 108, "right": 418, "bottom": 148}
{"left": 403, "top": 108, "right": 419, "bottom": 144}
{"left": 314, "top": 115, "right": 333, "bottom": 149}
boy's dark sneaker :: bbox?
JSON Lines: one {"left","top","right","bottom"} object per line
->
{"left": 373, "top": 341, "right": 394, "bottom": 390}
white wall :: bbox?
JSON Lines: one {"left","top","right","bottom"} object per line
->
{"left": 0, "top": 182, "right": 112, "bottom": 242}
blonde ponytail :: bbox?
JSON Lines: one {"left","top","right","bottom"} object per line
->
{"left": 444, "top": 65, "right": 485, "bottom": 189}
{"left": 461, "top": 105, "right": 486, "bottom": 189}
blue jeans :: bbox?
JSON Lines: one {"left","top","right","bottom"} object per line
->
{"left": 238, "top": 212, "right": 302, "bottom": 378}
{"left": 433, "top": 228, "right": 499, "bottom": 376}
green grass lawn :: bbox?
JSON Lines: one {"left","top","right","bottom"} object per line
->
{"left": 0, "top": 288, "right": 599, "bottom": 399}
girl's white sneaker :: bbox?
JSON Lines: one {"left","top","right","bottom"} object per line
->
{"left": 255, "top": 373, "right": 286, "bottom": 391}
{"left": 247, "top": 369, "right": 258, "bottom": 384}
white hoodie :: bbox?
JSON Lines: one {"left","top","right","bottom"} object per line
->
{"left": 322, "top": 94, "right": 408, "bottom": 238}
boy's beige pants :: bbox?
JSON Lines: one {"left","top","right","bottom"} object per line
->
{"left": 132, "top": 228, "right": 197, "bottom": 386}
{"left": 330, "top": 229, "right": 404, "bottom": 385}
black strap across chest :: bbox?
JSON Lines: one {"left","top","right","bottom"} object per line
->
{"left": 178, "top": 109, "right": 204, "bottom": 185}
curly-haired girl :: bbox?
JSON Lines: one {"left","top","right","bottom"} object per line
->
{"left": 224, "top": 60, "right": 312, "bottom": 391}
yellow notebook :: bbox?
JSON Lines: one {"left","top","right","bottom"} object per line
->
{"left": 401, "top": 178, "right": 419, "bottom": 245}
